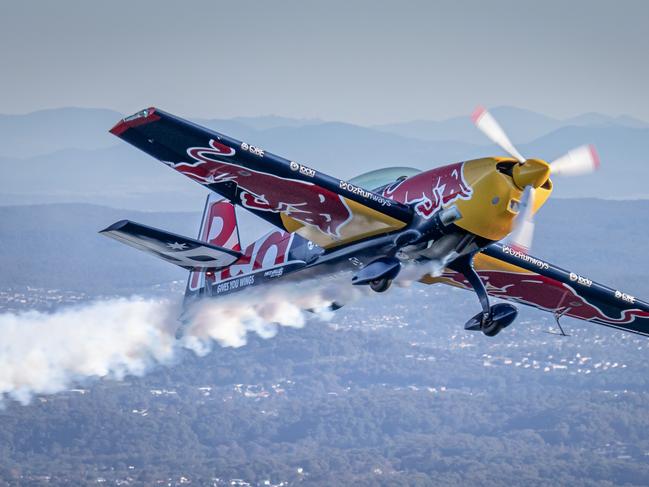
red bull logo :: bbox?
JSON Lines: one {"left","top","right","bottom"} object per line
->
{"left": 188, "top": 197, "right": 242, "bottom": 291}
{"left": 382, "top": 162, "right": 472, "bottom": 218}
{"left": 220, "top": 230, "right": 293, "bottom": 281}
{"left": 166, "top": 139, "right": 353, "bottom": 238}
{"left": 443, "top": 270, "right": 649, "bottom": 326}
{"left": 204, "top": 199, "right": 241, "bottom": 251}
{"left": 189, "top": 227, "right": 297, "bottom": 291}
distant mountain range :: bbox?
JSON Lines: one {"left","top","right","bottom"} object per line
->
{"left": 373, "top": 106, "right": 649, "bottom": 144}
{"left": 0, "top": 107, "right": 123, "bottom": 158}
{"left": 1, "top": 106, "right": 648, "bottom": 211}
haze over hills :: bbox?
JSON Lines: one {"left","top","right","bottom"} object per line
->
{"left": 521, "top": 125, "right": 649, "bottom": 198}
{"left": 4, "top": 105, "right": 647, "bottom": 157}
{"left": 373, "top": 106, "right": 649, "bottom": 145}
{"left": 2, "top": 200, "right": 649, "bottom": 485}
{"left": 0, "top": 144, "right": 208, "bottom": 211}
{"left": 0, "top": 107, "right": 123, "bottom": 158}
{"left": 225, "top": 115, "right": 324, "bottom": 131}
{"left": 1, "top": 106, "right": 649, "bottom": 211}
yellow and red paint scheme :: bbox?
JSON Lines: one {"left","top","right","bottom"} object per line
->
{"left": 382, "top": 157, "right": 552, "bottom": 242}
{"left": 105, "top": 107, "right": 649, "bottom": 338}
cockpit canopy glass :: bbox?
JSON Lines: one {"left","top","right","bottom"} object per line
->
{"left": 347, "top": 167, "right": 421, "bottom": 192}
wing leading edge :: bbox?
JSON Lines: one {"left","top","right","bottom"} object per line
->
{"left": 110, "top": 108, "right": 412, "bottom": 249}
{"left": 421, "top": 243, "right": 649, "bottom": 336}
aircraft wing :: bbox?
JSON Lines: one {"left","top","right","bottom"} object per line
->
{"left": 420, "top": 243, "right": 649, "bottom": 336}
{"left": 100, "top": 220, "right": 242, "bottom": 271}
{"left": 110, "top": 108, "right": 412, "bottom": 249}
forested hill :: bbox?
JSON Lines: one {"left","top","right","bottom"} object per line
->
{"left": 1, "top": 198, "right": 649, "bottom": 484}
{"left": 2, "top": 280, "right": 649, "bottom": 485}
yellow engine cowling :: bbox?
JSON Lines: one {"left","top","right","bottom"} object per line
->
{"left": 452, "top": 157, "right": 552, "bottom": 241}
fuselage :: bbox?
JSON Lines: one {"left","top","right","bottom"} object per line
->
{"left": 193, "top": 157, "right": 554, "bottom": 302}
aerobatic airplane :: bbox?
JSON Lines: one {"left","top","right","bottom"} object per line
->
{"left": 101, "top": 107, "right": 649, "bottom": 338}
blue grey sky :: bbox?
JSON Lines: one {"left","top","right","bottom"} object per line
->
{"left": 1, "top": 0, "right": 647, "bottom": 124}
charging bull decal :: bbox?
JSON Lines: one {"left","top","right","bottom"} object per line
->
{"left": 382, "top": 162, "right": 472, "bottom": 218}
{"left": 188, "top": 198, "right": 242, "bottom": 291}
{"left": 165, "top": 139, "right": 353, "bottom": 239}
{"left": 442, "top": 270, "right": 649, "bottom": 326}
{"left": 220, "top": 230, "right": 293, "bottom": 281}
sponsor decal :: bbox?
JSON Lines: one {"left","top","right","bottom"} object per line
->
{"left": 264, "top": 268, "right": 284, "bottom": 278}
{"left": 569, "top": 272, "right": 592, "bottom": 287}
{"left": 502, "top": 245, "right": 550, "bottom": 270}
{"left": 215, "top": 275, "right": 255, "bottom": 294}
{"left": 339, "top": 180, "right": 392, "bottom": 207}
{"left": 290, "top": 161, "right": 316, "bottom": 178}
{"left": 615, "top": 290, "right": 636, "bottom": 304}
{"left": 382, "top": 162, "right": 472, "bottom": 218}
{"left": 241, "top": 142, "right": 265, "bottom": 157}
{"left": 166, "top": 139, "right": 353, "bottom": 238}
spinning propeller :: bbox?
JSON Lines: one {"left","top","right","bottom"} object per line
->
{"left": 471, "top": 106, "right": 600, "bottom": 253}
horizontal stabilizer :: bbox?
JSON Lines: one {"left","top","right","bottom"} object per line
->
{"left": 100, "top": 220, "right": 242, "bottom": 271}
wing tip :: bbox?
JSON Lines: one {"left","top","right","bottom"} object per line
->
{"left": 99, "top": 219, "right": 130, "bottom": 234}
{"left": 109, "top": 107, "right": 159, "bottom": 136}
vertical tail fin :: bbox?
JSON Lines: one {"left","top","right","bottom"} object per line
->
{"left": 185, "top": 194, "right": 240, "bottom": 296}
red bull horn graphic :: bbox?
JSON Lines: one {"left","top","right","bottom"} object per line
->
{"left": 220, "top": 230, "right": 294, "bottom": 281}
{"left": 188, "top": 198, "right": 241, "bottom": 291}
{"left": 165, "top": 139, "right": 353, "bottom": 239}
{"left": 382, "top": 162, "right": 472, "bottom": 218}
{"left": 443, "top": 270, "right": 649, "bottom": 325}
{"left": 204, "top": 200, "right": 240, "bottom": 251}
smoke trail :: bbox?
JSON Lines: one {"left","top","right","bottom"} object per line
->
{"left": 394, "top": 259, "right": 447, "bottom": 287}
{"left": 0, "top": 279, "right": 368, "bottom": 405}
{"left": 181, "top": 280, "right": 367, "bottom": 354}
{"left": 0, "top": 297, "right": 178, "bottom": 405}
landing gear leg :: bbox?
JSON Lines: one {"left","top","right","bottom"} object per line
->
{"left": 449, "top": 254, "right": 518, "bottom": 337}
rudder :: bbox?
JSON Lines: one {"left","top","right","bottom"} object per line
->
{"left": 186, "top": 194, "right": 241, "bottom": 295}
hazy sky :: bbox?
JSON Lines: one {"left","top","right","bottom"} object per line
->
{"left": 1, "top": 0, "right": 648, "bottom": 124}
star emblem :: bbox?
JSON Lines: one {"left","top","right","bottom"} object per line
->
{"left": 166, "top": 241, "right": 188, "bottom": 251}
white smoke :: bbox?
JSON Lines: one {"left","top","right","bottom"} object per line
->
{"left": 0, "top": 297, "right": 178, "bottom": 405}
{"left": 181, "top": 286, "right": 335, "bottom": 353}
{"left": 0, "top": 279, "right": 368, "bottom": 406}
{"left": 394, "top": 259, "right": 447, "bottom": 287}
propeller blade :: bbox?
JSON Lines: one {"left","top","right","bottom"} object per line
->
{"left": 550, "top": 145, "right": 600, "bottom": 177}
{"left": 471, "top": 106, "right": 526, "bottom": 164}
{"left": 506, "top": 185, "right": 535, "bottom": 253}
